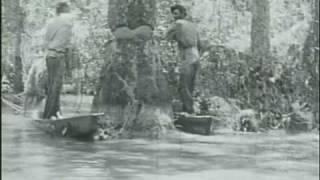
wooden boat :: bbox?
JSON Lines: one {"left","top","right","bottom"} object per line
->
{"left": 32, "top": 113, "right": 104, "bottom": 138}
{"left": 174, "top": 112, "right": 221, "bottom": 135}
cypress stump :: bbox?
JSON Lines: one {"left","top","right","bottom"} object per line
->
{"left": 92, "top": 0, "right": 174, "bottom": 138}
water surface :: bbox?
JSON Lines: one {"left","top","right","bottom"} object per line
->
{"left": 2, "top": 111, "right": 319, "bottom": 180}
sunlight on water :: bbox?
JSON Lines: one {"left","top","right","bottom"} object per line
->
{"left": 2, "top": 112, "right": 319, "bottom": 180}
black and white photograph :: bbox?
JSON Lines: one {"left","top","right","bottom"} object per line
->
{"left": 1, "top": 0, "right": 319, "bottom": 179}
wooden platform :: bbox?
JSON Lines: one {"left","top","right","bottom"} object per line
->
{"left": 174, "top": 113, "right": 221, "bottom": 135}
{"left": 32, "top": 113, "right": 104, "bottom": 138}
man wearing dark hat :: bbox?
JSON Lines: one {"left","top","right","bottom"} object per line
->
{"left": 42, "top": 2, "right": 73, "bottom": 119}
{"left": 166, "top": 4, "right": 201, "bottom": 114}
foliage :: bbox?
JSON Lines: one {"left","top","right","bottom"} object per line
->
{"left": 198, "top": 44, "right": 317, "bottom": 130}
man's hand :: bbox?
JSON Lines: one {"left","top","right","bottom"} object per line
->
{"left": 165, "top": 22, "right": 179, "bottom": 41}
{"left": 133, "top": 25, "right": 153, "bottom": 41}
{"left": 112, "top": 25, "right": 153, "bottom": 41}
{"left": 113, "top": 27, "right": 135, "bottom": 39}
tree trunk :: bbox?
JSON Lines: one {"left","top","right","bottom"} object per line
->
{"left": 13, "top": 0, "right": 24, "bottom": 93}
{"left": 92, "top": 0, "right": 174, "bottom": 138}
{"left": 303, "top": 0, "right": 319, "bottom": 78}
{"left": 250, "top": 0, "right": 271, "bottom": 121}
{"left": 302, "top": 0, "right": 319, "bottom": 128}
{"left": 250, "top": 0, "right": 270, "bottom": 62}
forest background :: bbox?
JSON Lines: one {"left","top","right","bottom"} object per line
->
{"left": 1, "top": 0, "right": 319, "bottom": 131}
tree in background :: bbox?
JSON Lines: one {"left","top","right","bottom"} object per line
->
{"left": 249, "top": 0, "right": 273, "bottom": 123}
{"left": 2, "top": 0, "right": 25, "bottom": 93}
{"left": 302, "top": 0, "right": 319, "bottom": 127}
{"left": 12, "top": 0, "right": 25, "bottom": 93}
{"left": 92, "top": 0, "right": 174, "bottom": 138}
{"left": 251, "top": 0, "right": 270, "bottom": 62}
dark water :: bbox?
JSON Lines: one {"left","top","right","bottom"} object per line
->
{"left": 2, "top": 111, "right": 319, "bottom": 180}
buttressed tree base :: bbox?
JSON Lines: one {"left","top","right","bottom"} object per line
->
{"left": 92, "top": 0, "right": 174, "bottom": 138}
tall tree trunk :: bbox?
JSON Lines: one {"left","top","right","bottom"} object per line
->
{"left": 92, "top": 0, "right": 174, "bottom": 138}
{"left": 302, "top": 0, "right": 319, "bottom": 128}
{"left": 303, "top": 0, "right": 319, "bottom": 77}
{"left": 250, "top": 0, "right": 271, "bottom": 119}
{"left": 250, "top": 0, "right": 270, "bottom": 62}
{"left": 13, "top": 0, "right": 24, "bottom": 93}
{"left": 1, "top": 1, "right": 7, "bottom": 79}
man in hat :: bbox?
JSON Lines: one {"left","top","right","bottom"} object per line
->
{"left": 42, "top": 2, "right": 73, "bottom": 119}
{"left": 166, "top": 4, "right": 201, "bottom": 114}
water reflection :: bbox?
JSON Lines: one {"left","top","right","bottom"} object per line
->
{"left": 2, "top": 112, "right": 319, "bottom": 180}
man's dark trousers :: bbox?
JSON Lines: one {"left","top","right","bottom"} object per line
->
{"left": 178, "top": 61, "right": 200, "bottom": 114}
{"left": 42, "top": 53, "right": 65, "bottom": 119}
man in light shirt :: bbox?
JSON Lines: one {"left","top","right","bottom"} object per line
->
{"left": 42, "top": 2, "right": 73, "bottom": 119}
{"left": 166, "top": 4, "right": 201, "bottom": 114}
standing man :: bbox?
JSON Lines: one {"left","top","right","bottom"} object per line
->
{"left": 166, "top": 4, "right": 201, "bottom": 114}
{"left": 42, "top": 2, "right": 73, "bottom": 119}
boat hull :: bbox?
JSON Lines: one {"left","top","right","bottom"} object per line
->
{"left": 32, "top": 113, "right": 104, "bottom": 138}
{"left": 174, "top": 113, "right": 221, "bottom": 135}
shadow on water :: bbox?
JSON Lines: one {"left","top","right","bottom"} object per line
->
{"left": 2, "top": 111, "right": 319, "bottom": 180}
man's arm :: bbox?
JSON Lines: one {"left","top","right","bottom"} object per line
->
{"left": 165, "top": 22, "right": 180, "bottom": 41}
{"left": 43, "top": 20, "right": 54, "bottom": 50}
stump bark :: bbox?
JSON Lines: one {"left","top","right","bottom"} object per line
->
{"left": 92, "top": 0, "right": 174, "bottom": 138}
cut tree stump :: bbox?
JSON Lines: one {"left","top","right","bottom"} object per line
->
{"left": 174, "top": 113, "right": 221, "bottom": 135}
